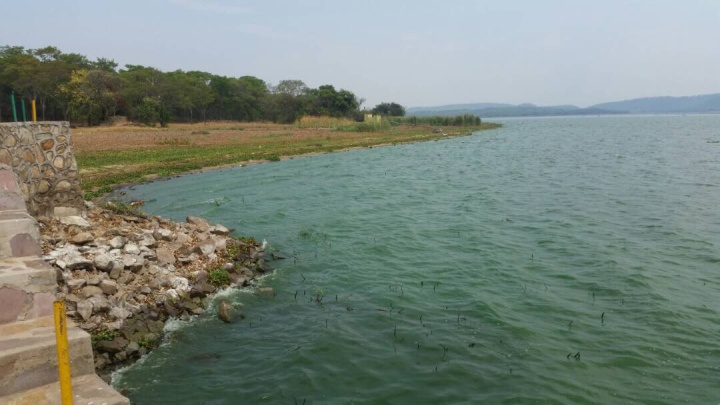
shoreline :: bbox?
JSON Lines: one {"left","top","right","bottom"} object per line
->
{"left": 50, "top": 122, "right": 501, "bottom": 382}
{"left": 77, "top": 122, "right": 502, "bottom": 198}
{"left": 40, "top": 202, "right": 274, "bottom": 380}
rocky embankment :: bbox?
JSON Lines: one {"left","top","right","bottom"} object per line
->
{"left": 38, "top": 202, "right": 270, "bottom": 372}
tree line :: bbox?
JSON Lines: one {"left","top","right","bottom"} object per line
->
{"left": 0, "top": 45, "right": 390, "bottom": 126}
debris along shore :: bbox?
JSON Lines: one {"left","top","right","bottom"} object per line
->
{"left": 38, "top": 201, "right": 270, "bottom": 373}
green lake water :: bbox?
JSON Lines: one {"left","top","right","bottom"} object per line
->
{"left": 114, "top": 115, "right": 720, "bottom": 404}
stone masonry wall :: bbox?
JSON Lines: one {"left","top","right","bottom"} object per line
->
{"left": 0, "top": 122, "right": 84, "bottom": 217}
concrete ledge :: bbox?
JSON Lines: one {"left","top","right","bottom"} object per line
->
{"left": 0, "top": 317, "right": 95, "bottom": 397}
{"left": 0, "top": 257, "right": 56, "bottom": 324}
{"left": 0, "top": 211, "right": 42, "bottom": 260}
{"left": 0, "top": 373, "right": 129, "bottom": 405}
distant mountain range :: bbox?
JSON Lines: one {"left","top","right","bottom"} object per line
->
{"left": 407, "top": 93, "right": 720, "bottom": 118}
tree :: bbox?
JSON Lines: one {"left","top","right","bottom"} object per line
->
{"left": 305, "top": 85, "right": 359, "bottom": 117}
{"left": 272, "top": 79, "right": 308, "bottom": 97}
{"left": 57, "top": 69, "right": 121, "bottom": 125}
{"left": 372, "top": 102, "right": 405, "bottom": 116}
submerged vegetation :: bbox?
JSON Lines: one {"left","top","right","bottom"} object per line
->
{"left": 390, "top": 114, "right": 483, "bottom": 127}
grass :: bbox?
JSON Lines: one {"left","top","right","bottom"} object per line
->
{"left": 73, "top": 120, "right": 501, "bottom": 196}
{"left": 296, "top": 115, "right": 356, "bottom": 129}
{"left": 98, "top": 200, "right": 147, "bottom": 218}
{"left": 208, "top": 267, "right": 231, "bottom": 286}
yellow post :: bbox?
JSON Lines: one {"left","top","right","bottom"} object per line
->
{"left": 53, "top": 300, "right": 74, "bottom": 405}
{"left": 31, "top": 99, "right": 37, "bottom": 122}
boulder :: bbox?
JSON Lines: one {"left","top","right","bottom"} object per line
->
{"left": 209, "top": 224, "right": 230, "bottom": 236}
{"left": 76, "top": 300, "right": 93, "bottom": 321}
{"left": 123, "top": 243, "right": 141, "bottom": 255}
{"left": 125, "top": 341, "right": 140, "bottom": 355}
{"left": 88, "top": 296, "right": 111, "bottom": 313}
{"left": 81, "top": 285, "right": 104, "bottom": 298}
{"left": 110, "top": 306, "right": 132, "bottom": 320}
{"left": 109, "top": 262, "right": 123, "bottom": 280}
{"left": 187, "top": 216, "right": 210, "bottom": 231}
{"left": 212, "top": 236, "right": 227, "bottom": 252}
{"left": 100, "top": 279, "right": 119, "bottom": 295}
{"left": 97, "top": 337, "right": 129, "bottom": 354}
{"left": 67, "top": 278, "right": 87, "bottom": 290}
{"left": 71, "top": 232, "right": 94, "bottom": 245}
{"left": 87, "top": 275, "right": 102, "bottom": 286}
{"left": 122, "top": 254, "right": 145, "bottom": 273}
{"left": 176, "top": 232, "right": 191, "bottom": 244}
{"left": 94, "top": 253, "right": 114, "bottom": 272}
{"left": 60, "top": 216, "right": 91, "bottom": 228}
{"left": 156, "top": 247, "right": 175, "bottom": 265}
{"left": 137, "top": 233, "right": 156, "bottom": 248}
{"left": 153, "top": 228, "right": 174, "bottom": 241}
{"left": 218, "top": 300, "right": 236, "bottom": 323}
{"left": 193, "top": 238, "right": 216, "bottom": 256}
{"left": 66, "top": 256, "right": 94, "bottom": 271}
{"left": 109, "top": 236, "right": 127, "bottom": 249}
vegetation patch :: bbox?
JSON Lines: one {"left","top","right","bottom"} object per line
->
{"left": 208, "top": 267, "right": 231, "bottom": 287}
{"left": 98, "top": 200, "right": 147, "bottom": 218}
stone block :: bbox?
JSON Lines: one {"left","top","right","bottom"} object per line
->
{"left": 0, "top": 212, "right": 41, "bottom": 260}
{"left": 0, "top": 317, "right": 95, "bottom": 397}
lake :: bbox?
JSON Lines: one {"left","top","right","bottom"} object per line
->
{"left": 114, "top": 115, "right": 720, "bottom": 404}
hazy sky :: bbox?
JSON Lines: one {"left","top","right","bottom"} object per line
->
{"left": 2, "top": 0, "right": 719, "bottom": 108}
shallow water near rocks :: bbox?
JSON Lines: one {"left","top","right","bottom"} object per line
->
{"left": 114, "top": 115, "right": 720, "bottom": 404}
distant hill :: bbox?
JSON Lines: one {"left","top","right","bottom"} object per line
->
{"left": 589, "top": 93, "right": 720, "bottom": 114}
{"left": 407, "top": 103, "right": 513, "bottom": 114}
{"left": 408, "top": 93, "right": 720, "bottom": 118}
{"left": 406, "top": 103, "right": 621, "bottom": 118}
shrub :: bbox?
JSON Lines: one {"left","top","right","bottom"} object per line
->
{"left": 208, "top": 268, "right": 231, "bottom": 286}
{"left": 98, "top": 200, "right": 147, "bottom": 218}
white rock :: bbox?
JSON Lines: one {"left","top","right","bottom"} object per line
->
{"left": 137, "top": 233, "right": 156, "bottom": 248}
{"left": 77, "top": 301, "right": 93, "bottom": 321}
{"left": 212, "top": 236, "right": 227, "bottom": 252}
{"left": 210, "top": 224, "right": 230, "bottom": 235}
{"left": 165, "top": 289, "right": 179, "bottom": 301}
{"left": 109, "top": 236, "right": 127, "bottom": 249}
{"left": 93, "top": 254, "right": 114, "bottom": 272}
{"left": 109, "top": 306, "right": 132, "bottom": 320}
{"left": 195, "top": 239, "right": 216, "bottom": 256}
{"left": 88, "top": 296, "right": 111, "bottom": 313}
{"left": 123, "top": 243, "right": 140, "bottom": 255}
{"left": 153, "top": 228, "right": 174, "bottom": 241}
{"left": 100, "top": 279, "right": 118, "bottom": 295}
{"left": 60, "top": 216, "right": 92, "bottom": 228}
{"left": 171, "top": 276, "right": 190, "bottom": 292}
{"left": 67, "top": 279, "right": 87, "bottom": 290}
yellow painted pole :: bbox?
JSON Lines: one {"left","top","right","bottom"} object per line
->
{"left": 31, "top": 99, "right": 37, "bottom": 122}
{"left": 53, "top": 300, "right": 74, "bottom": 405}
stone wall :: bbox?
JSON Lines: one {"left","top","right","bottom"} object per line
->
{"left": 0, "top": 122, "right": 84, "bottom": 217}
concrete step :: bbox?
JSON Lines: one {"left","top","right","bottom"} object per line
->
{"left": 0, "top": 316, "right": 95, "bottom": 397}
{"left": 0, "top": 257, "right": 56, "bottom": 325}
{"left": 0, "top": 210, "right": 42, "bottom": 260}
{"left": 0, "top": 373, "right": 129, "bottom": 405}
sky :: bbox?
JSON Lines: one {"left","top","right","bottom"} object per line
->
{"left": 1, "top": 0, "right": 719, "bottom": 108}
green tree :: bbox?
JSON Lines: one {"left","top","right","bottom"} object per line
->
{"left": 271, "top": 79, "right": 308, "bottom": 97}
{"left": 305, "top": 85, "right": 359, "bottom": 118}
{"left": 372, "top": 102, "right": 405, "bottom": 116}
{"left": 58, "top": 69, "right": 121, "bottom": 125}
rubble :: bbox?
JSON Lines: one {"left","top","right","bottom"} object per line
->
{"left": 39, "top": 203, "right": 269, "bottom": 372}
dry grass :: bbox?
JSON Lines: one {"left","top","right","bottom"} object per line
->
{"left": 295, "top": 116, "right": 356, "bottom": 128}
